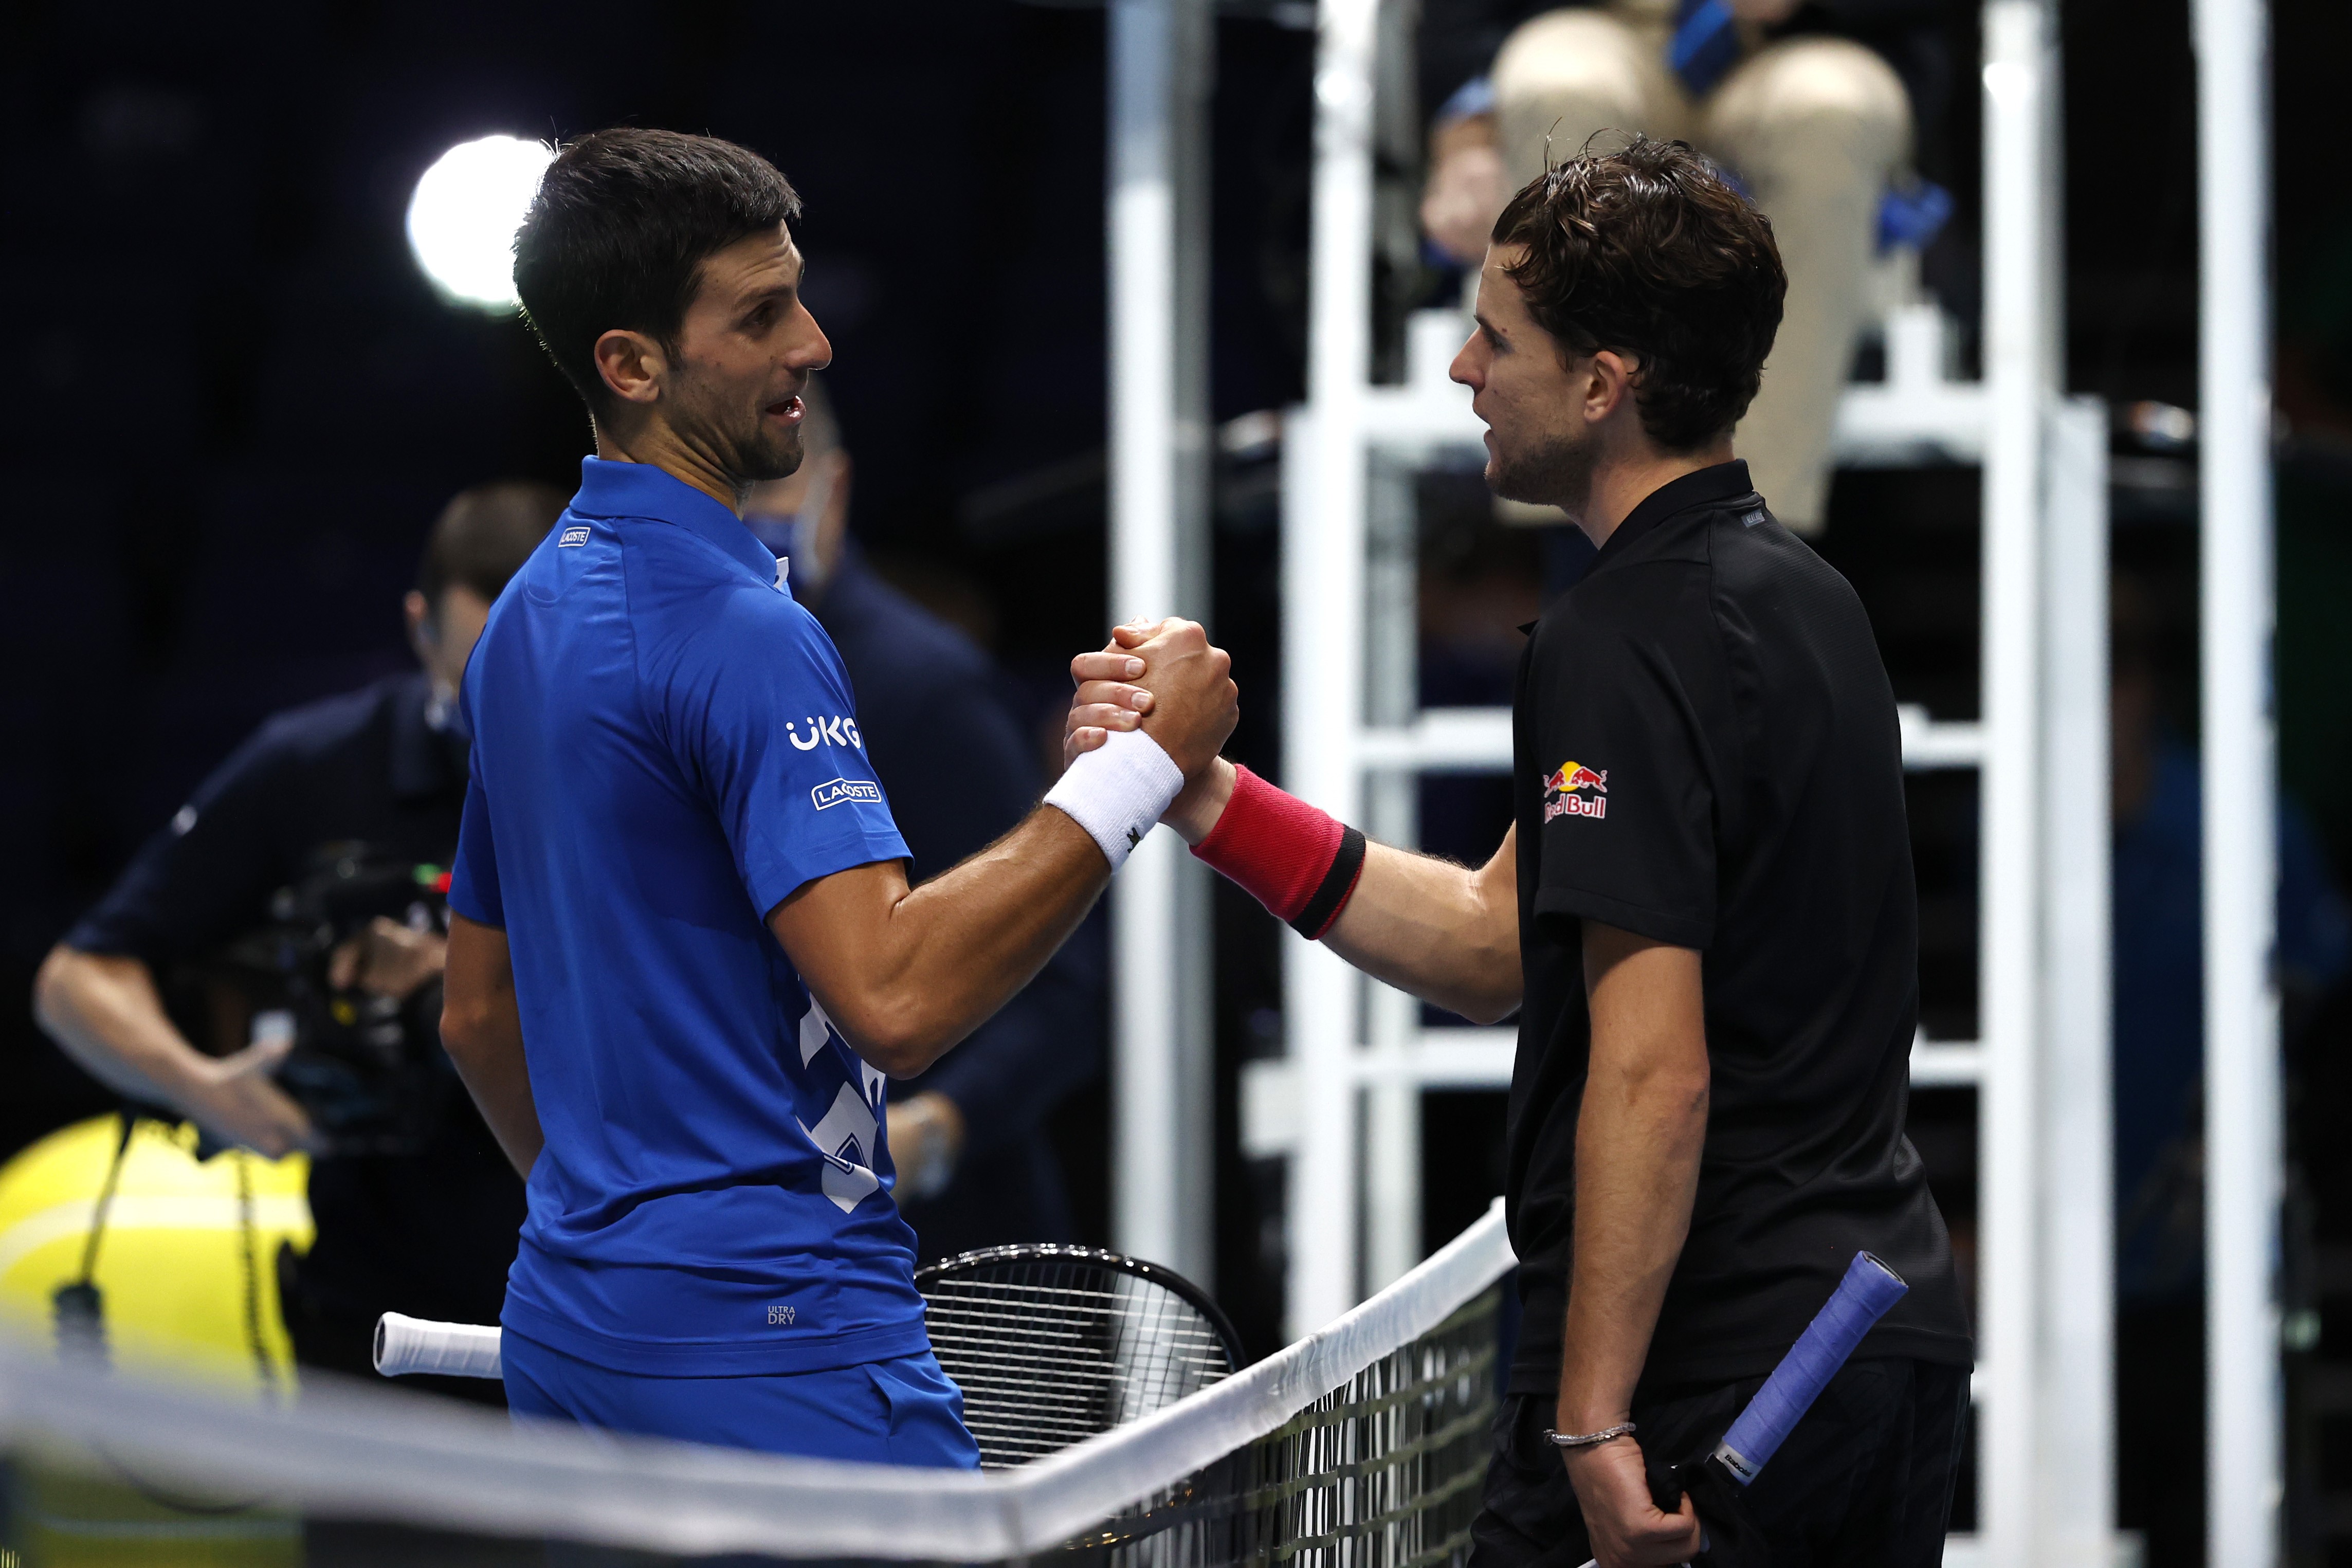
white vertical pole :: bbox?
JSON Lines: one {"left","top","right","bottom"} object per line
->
{"left": 1363, "top": 456, "right": 1422, "bottom": 1291}
{"left": 1979, "top": 3, "right": 2053, "bottom": 1561}
{"left": 2040, "top": 397, "right": 2115, "bottom": 1562}
{"left": 2196, "top": 0, "right": 2282, "bottom": 1560}
{"left": 1109, "top": 0, "right": 1216, "bottom": 1283}
{"left": 1285, "top": 0, "right": 1380, "bottom": 1337}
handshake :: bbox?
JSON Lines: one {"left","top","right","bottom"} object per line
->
{"left": 1061, "top": 617, "right": 1242, "bottom": 849}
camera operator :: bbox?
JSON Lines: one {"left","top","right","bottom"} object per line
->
{"left": 33, "top": 482, "right": 562, "bottom": 1396}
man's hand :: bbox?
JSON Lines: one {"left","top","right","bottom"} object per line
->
{"left": 887, "top": 1091, "right": 966, "bottom": 1201}
{"left": 328, "top": 917, "right": 448, "bottom": 999}
{"left": 1561, "top": 1439, "right": 1703, "bottom": 1568}
{"left": 1068, "top": 630, "right": 1520, "bottom": 1022}
{"left": 34, "top": 945, "right": 322, "bottom": 1158}
{"left": 1101, "top": 618, "right": 1235, "bottom": 780}
{"left": 1066, "top": 624, "right": 1238, "bottom": 842}
{"left": 180, "top": 1034, "right": 321, "bottom": 1158}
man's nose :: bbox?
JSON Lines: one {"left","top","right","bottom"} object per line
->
{"left": 1449, "top": 338, "right": 1481, "bottom": 389}
{"left": 792, "top": 306, "right": 834, "bottom": 372}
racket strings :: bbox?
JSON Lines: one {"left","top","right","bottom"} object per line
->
{"left": 920, "top": 1256, "right": 1238, "bottom": 1467}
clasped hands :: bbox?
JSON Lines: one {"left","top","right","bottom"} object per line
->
{"left": 1066, "top": 619, "right": 1238, "bottom": 842}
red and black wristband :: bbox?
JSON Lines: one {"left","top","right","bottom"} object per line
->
{"left": 1190, "top": 765, "right": 1368, "bottom": 941}
{"left": 1288, "top": 825, "right": 1366, "bottom": 940}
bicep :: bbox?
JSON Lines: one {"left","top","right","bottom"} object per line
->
{"left": 444, "top": 913, "right": 515, "bottom": 1017}
{"left": 1580, "top": 922, "right": 1706, "bottom": 1072}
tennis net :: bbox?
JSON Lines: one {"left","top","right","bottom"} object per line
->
{"left": 0, "top": 1199, "right": 1514, "bottom": 1565}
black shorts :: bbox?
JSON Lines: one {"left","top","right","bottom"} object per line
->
{"left": 1468, "top": 1358, "right": 1968, "bottom": 1568}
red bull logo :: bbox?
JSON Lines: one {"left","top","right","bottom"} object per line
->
{"left": 1542, "top": 759, "right": 1607, "bottom": 822}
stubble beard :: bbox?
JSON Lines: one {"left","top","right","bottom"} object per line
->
{"left": 676, "top": 367, "right": 805, "bottom": 489}
{"left": 1486, "top": 424, "right": 1595, "bottom": 513}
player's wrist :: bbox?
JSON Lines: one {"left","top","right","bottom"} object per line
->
{"left": 1164, "top": 757, "right": 1237, "bottom": 845}
{"left": 1043, "top": 725, "right": 1184, "bottom": 872}
{"left": 1190, "top": 765, "right": 1367, "bottom": 940}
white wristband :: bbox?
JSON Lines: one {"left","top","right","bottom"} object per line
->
{"left": 1045, "top": 726, "right": 1184, "bottom": 872}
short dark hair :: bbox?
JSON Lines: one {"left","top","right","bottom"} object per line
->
{"left": 513, "top": 128, "right": 802, "bottom": 416}
{"left": 417, "top": 482, "right": 568, "bottom": 607}
{"left": 1491, "top": 136, "right": 1785, "bottom": 452}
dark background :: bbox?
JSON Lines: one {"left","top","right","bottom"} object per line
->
{"left": 7, "top": 0, "right": 2352, "bottom": 1555}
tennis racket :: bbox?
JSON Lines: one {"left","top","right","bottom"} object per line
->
{"left": 375, "top": 1243, "right": 1245, "bottom": 1473}
{"left": 915, "top": 1243, "right": 1243, "bottom": 1468}
{"left": 1575, "top": 1251, "right": 1911, "bottom": 1568}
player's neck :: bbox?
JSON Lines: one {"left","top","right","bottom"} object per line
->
{"left": 1569, "top": 439, "right": 1736, "bottom": 553}
{"left": 592, "top": 420, "right": 746, "bottom": 517}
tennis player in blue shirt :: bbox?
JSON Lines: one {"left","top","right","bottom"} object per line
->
{"left": 436, "top": 127, "right": 1237, "bottom": 1465}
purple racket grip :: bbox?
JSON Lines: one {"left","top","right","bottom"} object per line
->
{"left": 1710, "top": 1252, "right": 1908, "bottom": 1485}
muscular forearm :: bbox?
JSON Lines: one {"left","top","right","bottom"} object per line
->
{"left": 34, "top": 946, "right": 209, "bottom": 1106}
{"left": 1556, "top": 929, "right": 1709, "bottom": 1435}
{"left": 773, "top": 807, "right": 1109, "bottom": 1078}
{"left": 1322, "top": 836, "right": 1523, "bottom": 1023}
{"left": 1164, "top": 760, "right": 1521, "bottom": 1023}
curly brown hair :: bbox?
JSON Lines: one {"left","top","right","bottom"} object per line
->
{"left": 1490, "top": 136, "right": 1785, "bottom": 452}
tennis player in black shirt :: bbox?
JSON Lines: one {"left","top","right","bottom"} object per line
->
{"left": 1070, "top": 137, "right": 1971, "bottom": 1566}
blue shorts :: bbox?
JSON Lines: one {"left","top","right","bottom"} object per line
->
{"left": 502, "top": 1329, "right": 981, "bottom": 1468}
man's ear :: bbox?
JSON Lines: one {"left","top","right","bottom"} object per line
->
{"left": 404, "top": 590, "right": 434, "bottom": 662}
{"left": 593, "top": 329, "right": 667, "bottom": 407}
{"left": 1584, "top": 349, "right": 1642, "bottom": 427}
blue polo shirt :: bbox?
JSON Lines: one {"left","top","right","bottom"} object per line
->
{"left": 449, "top": 457, "right": 923, "bottom": 1376}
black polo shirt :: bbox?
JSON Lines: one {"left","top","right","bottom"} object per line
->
{"left": 66, "top": 670, "right": 525, "bottom": 1370}
{"left": 1505, "top": 461, "right": 1972, "bottom": 1397}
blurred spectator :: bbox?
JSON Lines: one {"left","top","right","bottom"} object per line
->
{"left": 1418, "top": 0, "right": 1945, "bottom": 533}
{"left": 30, "top": 483, "right": 561, "bottom": 1399}
{"left": 2108, "top": 579, "right": 2351, "bottom": 1565}
{"left": 744, "top": 381, "right": 1106, "bottom": 1265}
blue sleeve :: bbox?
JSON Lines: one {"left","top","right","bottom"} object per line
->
{"left": 665, "top": 592, "right": 910, "bottom": 917}
{"left": 448, "top": 765, "right": 504, "bottom": 928}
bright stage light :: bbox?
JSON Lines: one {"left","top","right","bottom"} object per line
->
{"left": 406, "top": 135, "right": 553, "bottom": 311}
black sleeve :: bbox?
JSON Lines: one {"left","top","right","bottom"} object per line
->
{"left": 64, "top": 720, "right": 299, "bottom": 967}
{"left": 1528, "top": 609, "right": 1719, "bottom": 951}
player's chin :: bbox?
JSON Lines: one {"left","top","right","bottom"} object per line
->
{"left": 739, "top": 427, "right": 806, "bottom": 484}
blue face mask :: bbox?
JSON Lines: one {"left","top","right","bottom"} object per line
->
{"left": 746, "top": 459, "right": 837, "bottom": 592}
